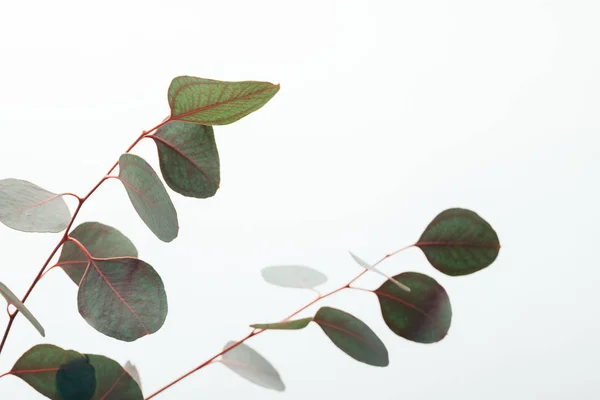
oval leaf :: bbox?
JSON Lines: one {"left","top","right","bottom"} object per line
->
{"left": 58, "top": 222, "right": 137, "bottom": 285}
{"left": 261, "top": 265, "right": 327, "bottom": 289}
{"left": 0, "top": 282, "right": 44, "bottom": 337}
{"left": 78, "top": 257, "right": 168, "bottom": 342}
{"left": 250, "top": 317, "right": 313, "bottom": 330}
{"left": 84, "top": 354, "right": 143, "bottom": 399}
{"left": 220, "top": 341, "right": 285, "bottom": 391}
{"left": 124, "top": 361, "right": 142, "bottom": 391}
{"left": 152, "top": 121, "right": 220, "bottom": 198}
{"left": 348, "top": 251, "right": 411, "bottom": 292}
{"left": 168, "top": 76, "right": 280, "bottom": 125}
{"left": 416, "top": 208, "right": 500, "bottom": 276}
{"left": 10, "top": 344, "right": 90, "bottom": 400}
{"left": 118, "top": 154, "right": 178, "bottom": 242}
{"left": 0, "top": 178, "right": 71, "bottom": 233}
{"left": 314, "top": 307, "right": 388, "bottom": 367}
{"left": 375, "top": 272, "right": 451, "bottom": 344}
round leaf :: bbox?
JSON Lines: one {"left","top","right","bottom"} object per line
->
{"left": 168, "top": 76, "right": 280, "bottom": 125}
{"left": 314, "top": 306, "right": 389, "bottom": 367}
{"left": 118, "top": 154, "right": 178, "bottom": 242}
{"left": 10, "top": 344, "right": 87, "bottom": 399}
{"left": 153, "top": 121, "right": 220, "bottom": 198}
{"left": 250, "top": 317, "right": 313, "bottom": 330}
{"left": 58, "top": 222, "right": 137, "bottom": 285}
{"left": 78, "top": 257, "right": 168, "bottom": 342}
{"left": 0, "top": 178, "right": 71, "bottom": 233}
{"left": 375, "top": 272, "right": 451, "bottom": 344}
{"left": 261, "top": 265, "right": 327, "bottom": 289}
{"left": 416, "top": 208, "right": 500, "bottom": 276}
{"left": 220, "top": 341, "right": 285, "bottom": 391}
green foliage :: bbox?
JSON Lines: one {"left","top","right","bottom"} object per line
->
{"left": 77, "top": 258, "right": 167, "bottom": 342}
{"left": 58, "top": 222, "right": 137, "bottom": 285}
{"left": 168, "top": 76, "right": 280, "bottom": 125}
{"left": 416, "top": 208, "right": 500, "bottom": 276}
{"left": 0, "top": 179, "right": 71, "bottom": 233}
{"left": 0, "top": 282, "right": 44, "bottom": 337}
{"left": 0, "top": 74, "right": 502, "bottom": 399}
{"left": 250, "top": 317, "right": 313, "bottom": 330}
{"left": 376, "top": 272, "right": 452, "bottom": 343}
{"left": 152, "top": 121, "right": 220, "bottom": 198}
{"left": 314, "top": 306, "right": 389, "bottom": 367}
{"left": 118, "top": 153, "right": 178, "bottom": 242}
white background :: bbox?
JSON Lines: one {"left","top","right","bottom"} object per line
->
{"left": 0, "top": 0, "right": 599, "bottom": 398}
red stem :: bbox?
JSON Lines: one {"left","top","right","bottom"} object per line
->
{"left": 0, "top": 118, "right": 171, "bottom": 357}
{"left": 144, "top": 247, "right": 411, "bottom": 399}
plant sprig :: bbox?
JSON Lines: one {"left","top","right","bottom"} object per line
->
{"left": 0, "top": 75, "right": 500, "bottom": 399}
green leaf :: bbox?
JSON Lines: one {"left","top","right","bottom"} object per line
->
{"left": 416, "top": 208, "right": 500, "bottom": 276}
{"left": 58, "top": 222, "right": 137, "bottom": 285}
{"left": 0, "top": 178, "right": 71, "bottom": 233}
{"left": 56, "top": 357, "right": 96, "bottom": 400}
{"left": 261, "top": 265, "right": 327, "bottom": 289}
{"left": 250, "top": 317, "right": 313, "bottom": 330}
{"left": 118, "top": 154, "right": 178, "bottom": 242}
{"left": 152, "top": 121, "right": 220, "bottom": 198}
{"left": 221, "top": 341, "right": 285, "bottom": 391}
{"left": 168, "top": 76, "right": 280, "bottom": 125}
{"left": 10, "top": 344, "right": 87, "bottom": 399}
{"left": 84, "top": 354, "right": 143, "bottom": 399}
{"left": 375, "top": 272, "right": 451, "bottom": 344}
{"left": 0, "top": 281, "right": 44, "bottom": 337}
{"left": 314, "top": 307, "right": 388, "bottom": 367}
{"left": 78, "top": 257, "right": 168, "bottom": 342}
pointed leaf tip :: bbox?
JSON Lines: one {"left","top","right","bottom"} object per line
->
{"left": 314, "top": 306, "right": 389, "bottom": 367}
{"left": 261, "top": 265, "right": 327, "bottom": 289}
{"left": 124, "top": 361, "right": 142, "bottom": 391}
{"left": 168, "top": 76, "right": 280, "bottom": 125}
{"left": 118, "top": 153, "right": 178, "bottom": 242}
{"left": 0, "top": 178, "right": 71, "bottom": 233}
{"left": 376, "top": 272, "right": 451, "bottom": 344}
{"left": 221, "top": 342, "right": 285, "bottom": 391}
{"left": 0, "top": 282, "right": 44, "bottom": 337}
{"left": 416, "top": 208, "right": 500, "bottom": 276}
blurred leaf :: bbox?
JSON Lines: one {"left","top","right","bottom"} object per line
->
{"left": 78, "top": 257, "right": 167, "bottom": 342}
{"left": 416, "top": 208, "right": 500, "bottom": 276}
{"left": 314, "top": 307, "right": 388, "bottom": 367}
{"left": 0, "top": 282, "right": 44, "bottom": 337}
{"left": 118, "top": 154, "right": 178, "bottom": 242}
{"left": 124, "top": 361, "right": 142, "bottom": 391}
{"left": 348, "top": 251, "right": 410, "bottom": 292}
{"left": 58, "top": 222, "right": 137, "bottom": 285}
{"left": 375, "top": 272, "right": 451, "bottom": 343}
{"left": 168, "top": 76, "right": 280, "bottom": 125}
{"left": 220, "top": 341, "right": 285, "bottom": 391}
{"left": 56, "top": 357, "right": 96, "bottom": 400}
{"left": 10, "top": 344, "right": 90, "bottom": 399}
{"left": 84, "top": 354, "right": 143, "bottom": 399}
{"left": 0, "top": 178, "right": 71, "bottom": 233}
{"left": 261, "top": 265, "right": 327, "bottom": 289}
{"left": 250, "top": 317, "right": 313, "bottom": 330}
{"left": 152, "top": 121, "right": 220, "bottom": 198}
